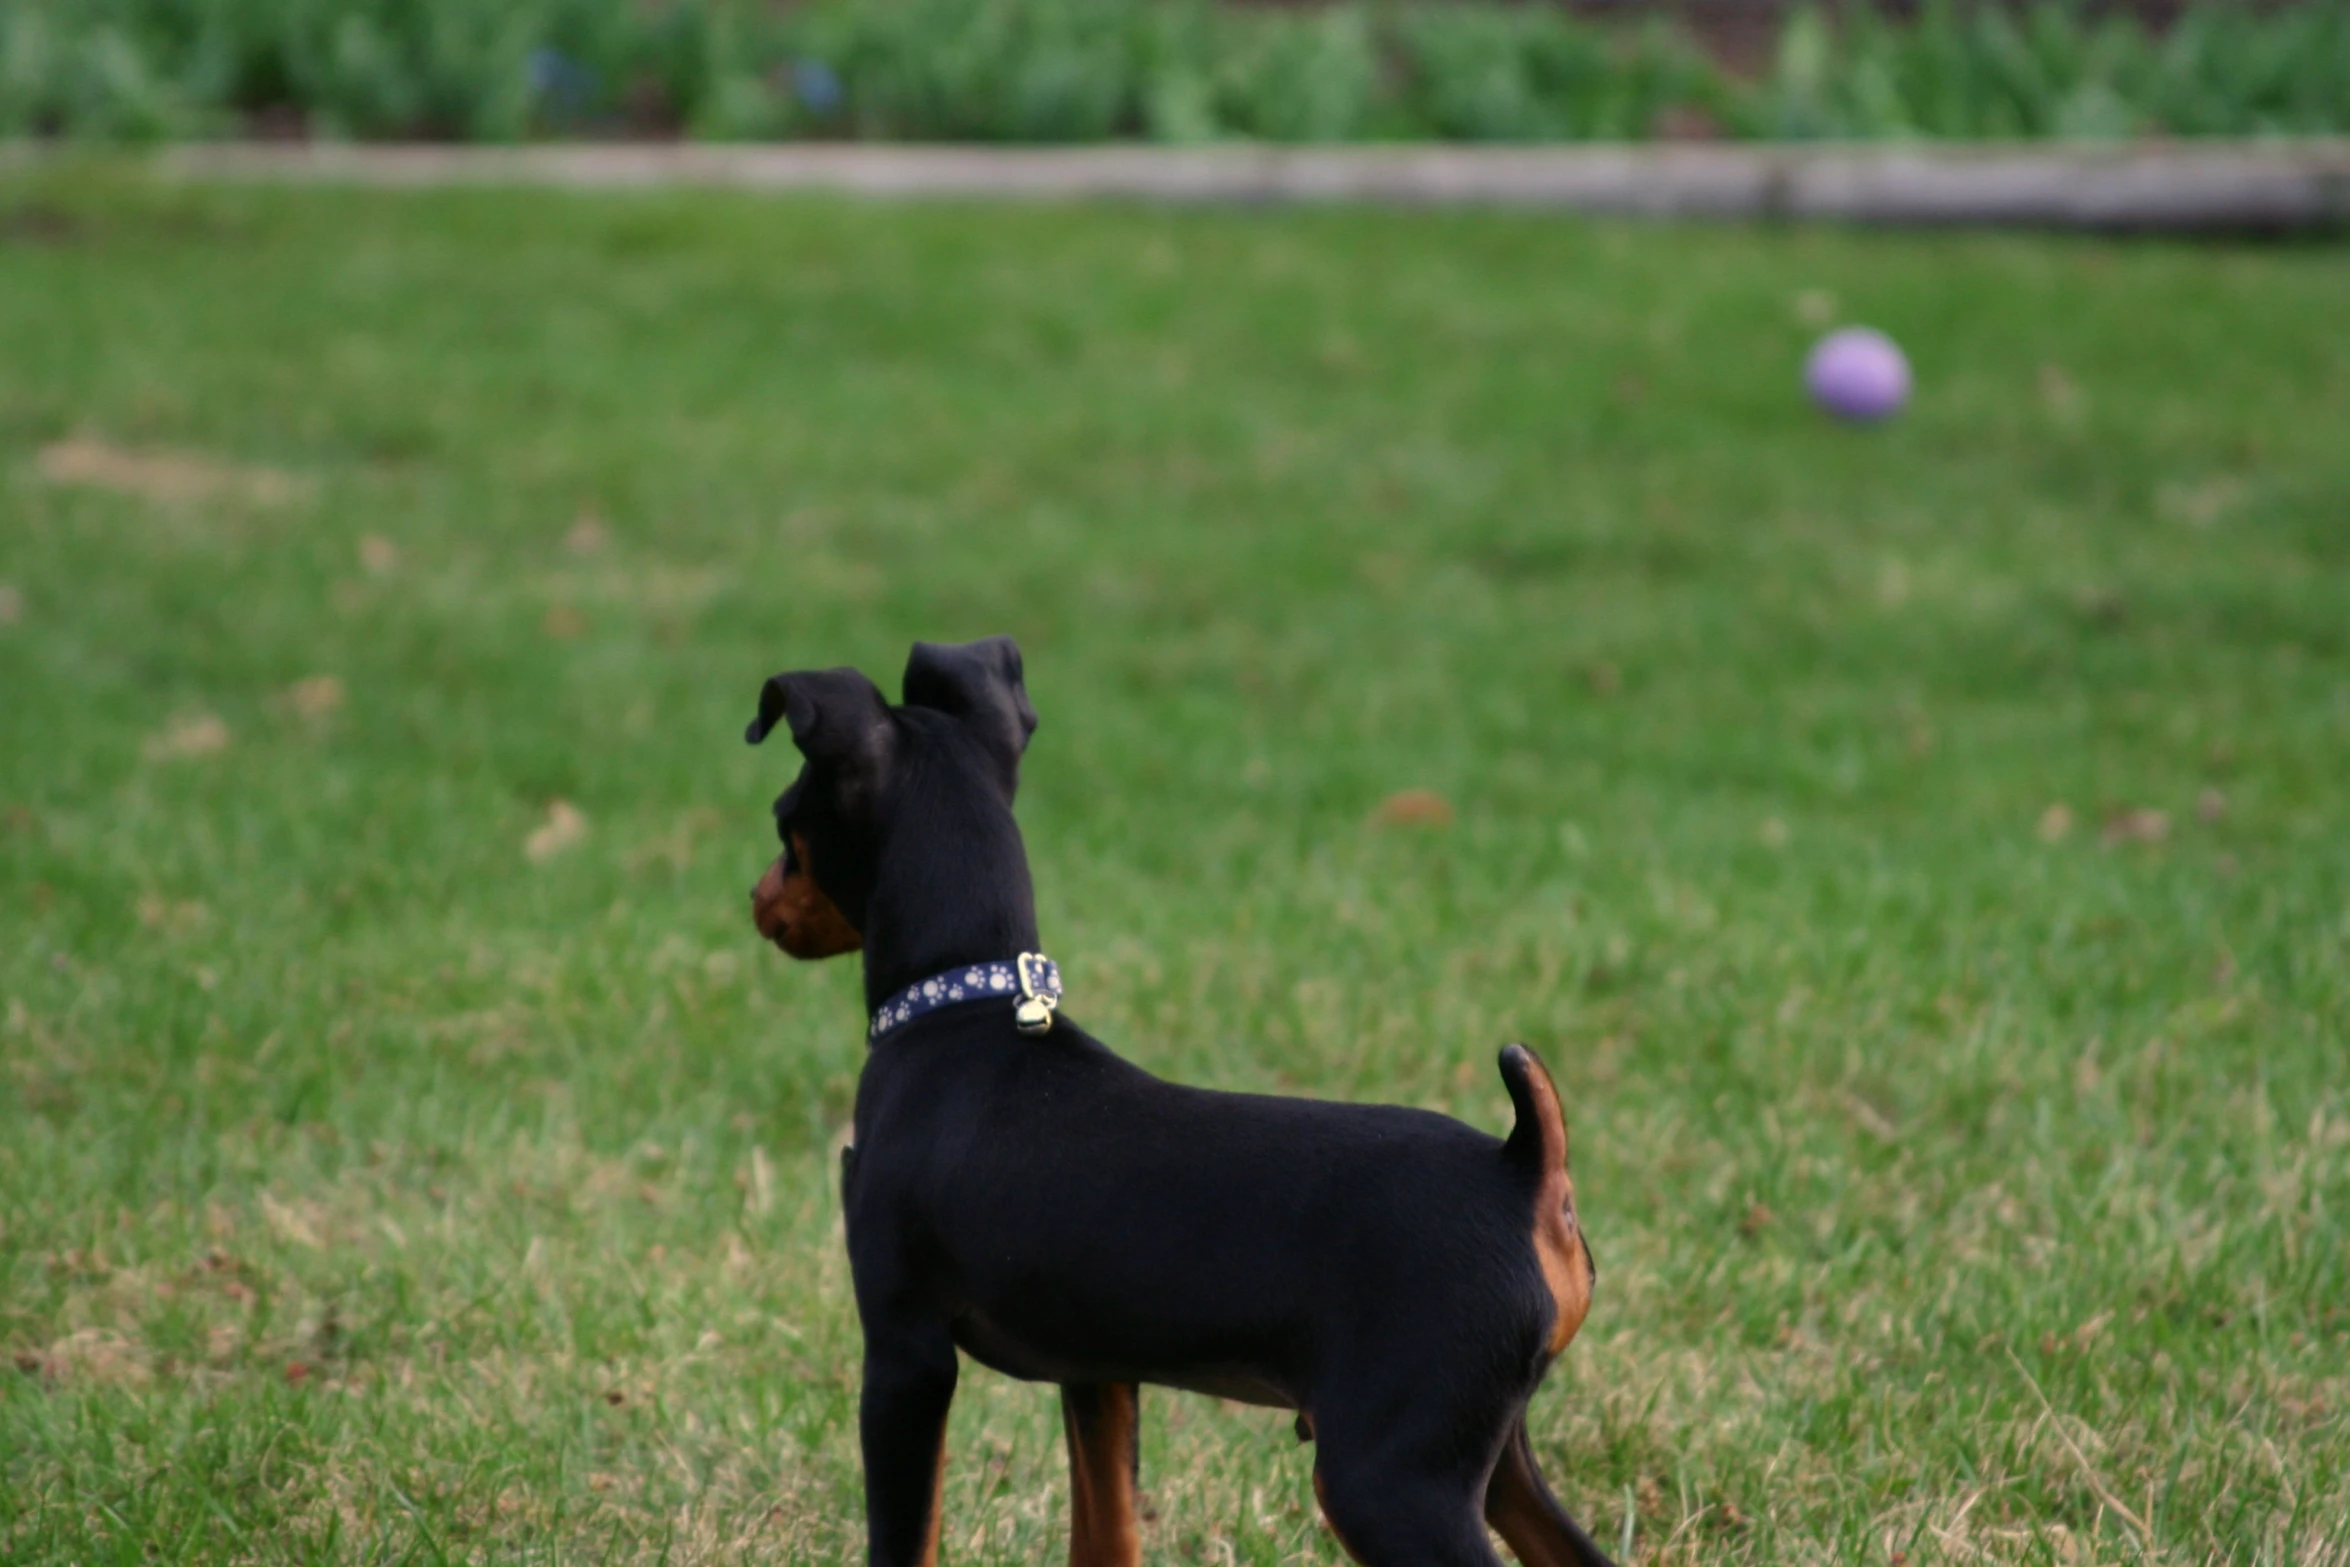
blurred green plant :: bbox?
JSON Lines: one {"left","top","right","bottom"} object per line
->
{"left": 1390, "top": 8, "right": 1722, "bottom": 141}
{"left": 1748, "top": 0, "right": 2350, "bottom": 139}
{"left": 791, "top": 0, "right": 1151, "bottom": 140}
{"left": 0, "top": 0, "right": 2344, "bottom": 143}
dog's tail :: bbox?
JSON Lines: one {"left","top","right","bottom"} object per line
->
{"left": 1500, "top": 1042, "right": 1595, "bottom": 1355}
{"left": 1498, "top": 1043, "right": 1568, "bottom": 1182}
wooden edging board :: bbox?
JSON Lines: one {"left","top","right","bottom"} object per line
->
{"left": 20, "top": 139, "right": 2350, "bottom": 229}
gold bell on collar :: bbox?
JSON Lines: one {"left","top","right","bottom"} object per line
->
{"left": 1014, "top": 952, "right": 1058, "bottom": 1035}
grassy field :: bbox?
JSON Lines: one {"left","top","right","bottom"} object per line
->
{"left": 0, "top": 165, "right": 2345, "bottom": 1565}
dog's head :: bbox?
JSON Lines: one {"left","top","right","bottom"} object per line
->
{"left": 746, "top": 636, "right": 1038, "bottom": 959}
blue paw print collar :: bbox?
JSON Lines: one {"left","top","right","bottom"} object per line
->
{"left": 870, "top": 952, "right": 1061, "bottom": 1043}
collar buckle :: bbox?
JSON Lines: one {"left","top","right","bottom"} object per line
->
{"left": 1013, "top": 951, "right": 1058, "bottom": 1035}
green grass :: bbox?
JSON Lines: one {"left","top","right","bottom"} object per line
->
{"left": 1, "top": 166, "right": 2346, "bottom": 1565}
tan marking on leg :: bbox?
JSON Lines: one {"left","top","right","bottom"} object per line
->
{"left": 1516, "top": 1055, "right": 1594, "bottom": 1355}
{"left": 750, "top": 832, "right": 862, "bottom": 959}
{"left": 1485, "top": 1422, "right": 1585, "bottom": 1567}
{"left": 1063, "top": 1383, "right": 1141, "bottom": 1567}
{"left": 919, "top": 1439, "right": 946, "bottom": 1567}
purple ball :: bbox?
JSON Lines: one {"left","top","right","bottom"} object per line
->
{"left": 1805, "top": 327, "right": 1911, "bottom": 423}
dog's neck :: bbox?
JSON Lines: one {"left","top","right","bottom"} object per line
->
{"left": 858, "top": 777, "right": 1041, "bottom": 1015}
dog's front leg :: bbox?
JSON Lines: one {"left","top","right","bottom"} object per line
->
{"left": 1060, "top": 1382, "right": 1142, "bottom": 1567}
{"left": 861, "top": 1321, "right": 959, "bottom": 1567}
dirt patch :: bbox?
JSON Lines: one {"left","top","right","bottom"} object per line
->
{"left": 143, "top": 712, "right": 232, "bottom": 762}
{"left": 1373, "top": 788, "right": 1454, "bottom": 828}
{"left": 282, "top": 674, "right": 346, "bottom": 721}
{"left": 0, "top": 204, "right": 80, "bottom": 246}
{"left": 2102, "top": 807, "right": 2171, "bottom": 847}
{"left": 38, "top": 436, "right": 309, "bottom": 509}
{"left": 526, "top": 800, "right": 590, "bottom": 863}
{"left": 22, "top": 1327, "right": 152, "bottom": 1387}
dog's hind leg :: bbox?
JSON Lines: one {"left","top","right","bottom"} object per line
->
{"left": 861, "top": 1321, "right": 959, "bottom": 1567}
{"left": 1060, "top": 1382, "right": 1142, "bottom": 1567}
{"left": 1309, "top": 1418, "right": 1507, "bottom": 1567}
{"left": 1483, "top": 1418, "right": 1617, "bottom": 1567}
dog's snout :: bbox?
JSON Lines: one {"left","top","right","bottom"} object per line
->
{"left": 751, "top": 859, "right": 791, "bottom": 945}
{"left": 751, "top": 848, "right": 861, "bottom": 960}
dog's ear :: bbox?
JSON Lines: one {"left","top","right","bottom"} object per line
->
{"left": 901, "top": 636, "right": 1038, "bottom": 797}
{"left": 746, "top": 666, "right": 895, "bottom": 813}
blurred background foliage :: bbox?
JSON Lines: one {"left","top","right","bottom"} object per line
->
{"left": 0, "top": 0, "right": 2345, "bottom": 144}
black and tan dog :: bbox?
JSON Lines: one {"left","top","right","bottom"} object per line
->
{"left": 747, "top": 636, "right": 1612, "bottom": 1567}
